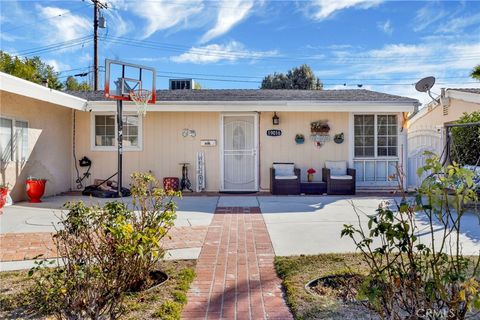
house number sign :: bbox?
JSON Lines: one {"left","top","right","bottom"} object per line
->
{"left": 266, "top": 129, "right": 282, "bottom": 136}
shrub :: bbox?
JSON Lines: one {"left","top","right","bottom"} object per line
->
{"left": 451, "top": 111, "right": 480, "bottom": 166}
{"left": 29, "top": 172, "right": 180, "bottom": 319}
{"left": 342, "top": 153, "right": 480, "bottom": 319}
{"left": 152, "top": 300, "right": 182, "bottom": 319}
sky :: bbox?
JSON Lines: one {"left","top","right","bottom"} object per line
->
{"left": 1, "top": 0, "right": 480, "bottom": 105}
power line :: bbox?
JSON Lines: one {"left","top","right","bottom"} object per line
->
{"left": 12, "top": 36, "right": 92, "bottom": 56}
{"left": 102, "top": 35, "right": 480, "bottom": 64}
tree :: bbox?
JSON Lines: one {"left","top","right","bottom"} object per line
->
{"left": 65, "top": 76, "right": 91, "bottom": 91}
{"left": 471, "top": 65, "right": 480, "bottom": 80}
{"left": 0, "top": 51, "right": 63, "bottom": 90}
{"left": 194, "top": 81, "right": 202, "bottom": 90}
{"left": 261, "top": 64, "right": 323, "bottom": 90}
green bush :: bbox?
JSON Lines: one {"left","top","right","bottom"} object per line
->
{"left": 29, "top": 172, "right": 180, "bottom": 320}
{"left": 342, "top": 153, "right": 479, "bottom": 319}
{"left": 152, "top": 300, "right": 182, "bottom": 319}
{"left": 451, "top": 111, "right": 480, "bottom": 166}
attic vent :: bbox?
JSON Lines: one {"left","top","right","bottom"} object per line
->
{"left": 443, "top": 103, "right": 449, "bottom": 116}
{"left": 169, "top": 79, "right": 195, "bottom": 90}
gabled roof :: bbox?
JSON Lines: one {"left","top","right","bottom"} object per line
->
{"left": 67, "top": 88, "right": 419, "bottom": 104}
{"left": 0, "top": 72, "right": 87, "bottom": 110}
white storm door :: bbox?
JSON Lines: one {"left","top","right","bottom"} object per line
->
{"left": 221, "top": 114, "right": 258, "bottom": 191}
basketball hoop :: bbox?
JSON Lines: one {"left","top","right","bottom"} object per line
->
{"left": 129, "top": 89, "right": 152, "bottom": 116}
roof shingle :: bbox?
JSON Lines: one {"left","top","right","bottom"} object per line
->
{"left": 66, "top": 89, "right": 419, "bottom": 103}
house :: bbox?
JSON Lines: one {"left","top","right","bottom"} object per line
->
{"left": 0, "top": 72, "right": 87, "bottom": 201}
{"left": 407, "top": 88, "right": 480, "bottom": 188}
{"left": 1, "top": 71, "right": 419, "bottom": 201}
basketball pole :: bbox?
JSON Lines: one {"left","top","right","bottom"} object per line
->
{"left": 117, "top": 99, "right": 123, "bottom": 197}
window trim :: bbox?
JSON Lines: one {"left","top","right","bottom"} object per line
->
{"left": 90, "top": 112, "right": 143, "bottom": 152}
{"left": 0, "top": 116, "right": 29, "bottom": 163}
{"left": 353, "top": 113, "right": 399, "bottom": 160}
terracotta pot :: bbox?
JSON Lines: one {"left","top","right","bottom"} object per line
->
{"left": 307, "top": 174, "right": 314, "bottom": 182}
{"left": 0, "top": 187, "right": 8, "bottom": 211}
{"left": 26, "top": 179, "right": 47, "bottom": 203}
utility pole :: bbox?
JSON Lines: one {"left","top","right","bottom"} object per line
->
{"left": 91, "top": 0, "right": 107, "bottom": 91}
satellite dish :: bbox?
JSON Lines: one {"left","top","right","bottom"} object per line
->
{"left": 415, "top": 76, "right": 436, "bottom": 101}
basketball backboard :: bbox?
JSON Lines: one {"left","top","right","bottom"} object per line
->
{"left": 104, "top": 59, "right": 156, "bottom": 104}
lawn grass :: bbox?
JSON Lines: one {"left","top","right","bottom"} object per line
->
{"left": 0, "top": 259, "right": 196, "bottom": 320}
{"left": 274, "top": 253, "right": 378, "bottom": 320}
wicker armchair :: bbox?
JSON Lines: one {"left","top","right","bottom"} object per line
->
{"left": 322, "top": 161, "right": 356, "bottom": 195}
{"left": 270, "top": 163, "right": 301, "bottom": 195}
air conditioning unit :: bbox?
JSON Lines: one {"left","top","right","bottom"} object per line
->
{"left": 169, "top": 79, "right": 195, "bottom": 90}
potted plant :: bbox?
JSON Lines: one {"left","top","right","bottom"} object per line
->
{"left": 307, "top": 168, "right": 316, "bottom": 182}
{"left": 0, "top": 184, "right": 9, "bottom": 212}
{"left": 295, "top": 134, "right": 305, "bottom": 144}
{"left": 26, "top": 177, "right": 47, "bottom": 203}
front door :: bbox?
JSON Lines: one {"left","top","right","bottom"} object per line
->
{"left": 221, "top": 114, "right": 258, "bottom": 191}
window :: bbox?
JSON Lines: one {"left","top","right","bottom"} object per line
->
{"left": 354, "top": 114, "right": 398, "bottom": 158}
{"left": 95, "top": 115, "right": 115, "bottom": 147}
{"left": 377, "top": 115, "right": 398, "bottom": 157}
{"left": 0, "top": 117, "right": 29, "bottom": 163}
{"left": 15, "top": 120, "right": 28, "bottom": 161}
{"left": 354, "top": 115, "right": 374, "bottom": 157}
{"left": 0, "top": 118, "right": 13, "bottom": 162}
{"left": 92, "top": 113, "right": 142, "bottom": 151}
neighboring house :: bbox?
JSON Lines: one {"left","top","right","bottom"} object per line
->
{"left": 407, "top": 88, "right": 480, "bottom": 188}
{"left": 1, "top": 72, "right": 419, "bottom": 201}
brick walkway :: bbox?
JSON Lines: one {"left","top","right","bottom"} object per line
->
{"left": 0, "top": 226, "right": 208, "bottom": 262}
{"left": 182, "top": 207, "right": 292, "bottom": 320}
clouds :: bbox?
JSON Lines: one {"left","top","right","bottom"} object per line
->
{"left": 128, "top": 0, "right": 204, "bottom": 39}
{"left": 305, "top": 0, "right": 382, "bottom": 20}
{"left": 377, "top": 20, "right": 393, "bottom": 35}
{"left": 200, "top": 0, "right": 255, "bottom": 43}
{"left": 37, "top": 6, "right": 90, "bottom": 43}
{"left": 170, "top": 41, "right": 278, "bottom": 64}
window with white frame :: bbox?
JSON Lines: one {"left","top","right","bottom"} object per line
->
{"left": 92, "top": 113, "right": 141, "bottom": 150}
{"left": 0, "top": 117, "right": 29, "bottom": 163}
{"left": 354, "top": 114, "right": 398, "bottom": 158}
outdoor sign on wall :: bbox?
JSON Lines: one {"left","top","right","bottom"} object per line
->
{"left": 266, "top": 129, "right": 282, "bottom": 136}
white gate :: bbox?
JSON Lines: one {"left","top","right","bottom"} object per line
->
{"left": 407, "top": 127, "right": 444, "bottom": 189}
{"left": 221, "top": 114, "right": 258, "bottom": 191}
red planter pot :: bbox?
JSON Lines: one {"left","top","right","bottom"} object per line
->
{"left": 0, "top": 187, "right": 8, "bottom": 211}
{"left": 26, "top": 179, "right": 47, "bottom": 203}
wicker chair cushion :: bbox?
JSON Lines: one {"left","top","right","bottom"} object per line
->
{"left": 273, "top": 163, "right": 295, "bottom": 177}
{"left": 325, "top": 161, "right": 347, "bottom": 175}
{"left": 331, "top": 175, "right": 352, "bottom": 180}
{"left": 275, "top": 175, "right": 298, "bottom": 180}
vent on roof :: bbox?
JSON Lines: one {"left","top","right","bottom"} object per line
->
{"left": 169, "top": 79, "right": 195, "bottom": 90}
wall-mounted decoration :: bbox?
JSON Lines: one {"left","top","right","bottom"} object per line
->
{"left": 182, "top": 128, "right": 196, "bottom": 137}
{"left": 334, "top": 133, "right": 344, "bottom": 144}
{"left": 200, "top": 139, "right": 217, "bottom": 146}
{"left": 266, "top": 129, "right": 282, "bottom": 137}
{"left": 272, "top": 112, "right": 280, "bottom": 125}
{"left": 295, "top": 134, "right": 305, "bottom": 144}
{"left": 310, "top": 120, "right": 331, "bottom": 148}
{"left": 310, "top": 120, "right": 330, "bottom": 133}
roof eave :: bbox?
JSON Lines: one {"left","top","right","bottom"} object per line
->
{"left": 0, "top": 72, "right": 87, "bottom": 110}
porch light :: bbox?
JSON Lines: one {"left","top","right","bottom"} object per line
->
{"left": 272, "top": 112, "right": 280, "bottom": 125}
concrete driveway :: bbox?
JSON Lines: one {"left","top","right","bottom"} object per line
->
{"left": 259, "top": 196, "right": 480, "bottom": 256}
{"left": 0, "top": 195, "right": 218, "bottom": 234}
